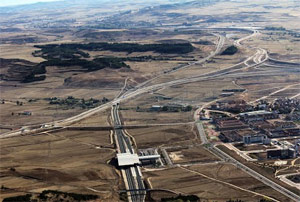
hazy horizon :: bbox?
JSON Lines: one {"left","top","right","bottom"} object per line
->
{"left": 0, "top": 0, "right": 62, "bottom": 7}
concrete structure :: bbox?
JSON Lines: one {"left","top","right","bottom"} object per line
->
{"left": 117, "top": 153, "right": 140, "bottom": 166}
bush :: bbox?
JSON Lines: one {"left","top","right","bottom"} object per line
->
{"left": 3, "top": 194, "right": 32, "bottom": 202}
{"left": 161, "top": 194, "right": 199, "bottom": 202}
{"left": 39, "top": 190, "right": 99, "bottom": 201}
{"left": 221, "top": 45, "right": 238, "bottom": 55}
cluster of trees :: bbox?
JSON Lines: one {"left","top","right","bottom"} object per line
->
{"left": 221, "top": 45, "right": 238, "bottom": 55}
{"left": 26, "top": 41, "right": 194, "bottom": 83}
{"left": 35, "top": 42, "right": 194, "bottom": 55}
{"left": 21, "top": 64, "right": 46, "bottom": 83}
{"left": 193, "top": 40, "right": 214, "bottom": 45}
{"left": 33, "top": 45, "right": 90, "bottom": 60}
{"left": 161, "top": 194, "right": 200, "bottom": 202}
{"left": 3, "top": 190, "right": 99, "bottom": 202}
{"left": 227, "top": 199, "right": 273, "bottom": 202}
{"left": 3, "top": 194, "right": 32, "bottom": 202}
{"left": 39, "top": 190, "right": 98, "bottom": 201}
{"left": 265, "top": 26, "right": 286, "bottom": 31}
{"left": 161, "top": 105, "right": 193, "bottom": 112}
{"left": 40, "top": 57, "right": 129, "bottom": 72}
{"left": 46, "top": 96, "right": 105, "bottom": 109}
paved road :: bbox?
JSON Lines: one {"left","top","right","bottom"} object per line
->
{"left": 112, "top": 105, "right": 146, "bottom": 202}
{"left": 210, "top": 144, "right": 300, "bottom": 201}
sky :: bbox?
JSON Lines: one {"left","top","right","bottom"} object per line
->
{"left": 0, "top": 0, "right": 61, "bottom": 7}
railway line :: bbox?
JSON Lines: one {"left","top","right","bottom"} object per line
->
{"left": 112, "top": 104, "right": 146, "bottom": 202}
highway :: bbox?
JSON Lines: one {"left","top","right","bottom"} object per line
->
{"left": 2, "top": 27, "right": 299, "bottom": 200}
{"left": 0, "top": 28, "right": 266, "bottom": 136}
{"left": 112, "top": 104, "right": 146, "bottom": 202}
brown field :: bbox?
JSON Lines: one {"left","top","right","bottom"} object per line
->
{"left": 0, "top": 129, "right": 120, "bottom": 201}
{"left": 126, "top": 124, "right": 197, "bottom": 149}
{"left": 120, "top": 109, "right": 194, "bottom": 125}
{"left": 236, "top": 74, "right": 300, "bottom": 102}
{"left": 69, "top": 109, "right": 111, "bottom": 127}
{"left": 167, "top": 145, "right": 220, "bottom": 164}
{"left": 234, "top": 143, "right": 277, "bottom": 152}
{"left": 217, "top": 145, "right": 300, "bottom": 196}
{"left": 145, "top": 163, "right": 292, "bottom": 201}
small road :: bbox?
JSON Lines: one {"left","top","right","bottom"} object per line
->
{"left": 277, "top": 173, "right": 300, "bottom": 190}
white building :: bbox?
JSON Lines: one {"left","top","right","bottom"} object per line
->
{"left": 117, "top": 153, "right": 140, "bottom": 166}
{"left": 243, "top": 134, "right": 270, "bottom": 145}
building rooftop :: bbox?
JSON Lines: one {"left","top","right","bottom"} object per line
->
{"left": 117, "top": 153, "right": 140, "bottom": 166}
{"left": 240, "top": 110, "right": 273, "bottom": 116}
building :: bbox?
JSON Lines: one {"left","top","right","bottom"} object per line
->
{"left": 150, "top": 105, "right": 161, "bottom": 112}
{"left": 117, "top": 152, "right": 161, "bottom": 167}
{"left": 274, "top": 121, "right": 297, "bottom": 129}
{"left": 214, "top": 99, "right": 253, "bottom": 113}
{"left": 117, "top": 153, "right": 140, "bottom": 166}
{"left": 162, "top": 103, "right": 185, "bottom": 112}
{"left": 265, "top": 129, "right": 286, "bottom": 138}
{"left": 267, "top": 148, "right": 296, "bottom": 159}
{"left": 243, "top": 134, "right": 270, "bottom": 145}
{"left": 219, "top": 129, "right": 255, "bottom": 143}
{"left": 222, "top": 89, "right": 246, "bottom": 92}
{"left": 284, "top": 128, "right": 300, "bottom": 136}
{"left": 239, "top": 110, "right": 278, "bottom": 123}
{"left": 220, "top": 92, "right": 234, "bottom": 97}
{"left": 18, "top": 111, "right": 32, "bottom": 116}
{"left": 248, "top": 120, "right": 274, "bottom": 131}
{"left": 215, "top": 118, "right": 248, "bottom": 131}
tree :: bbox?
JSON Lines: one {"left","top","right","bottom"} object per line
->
{"left": 162, "top": 106, "right": 169, "bottom": 111}
{"left": 185, "top": 105, "right": 192, "bottom": 111}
